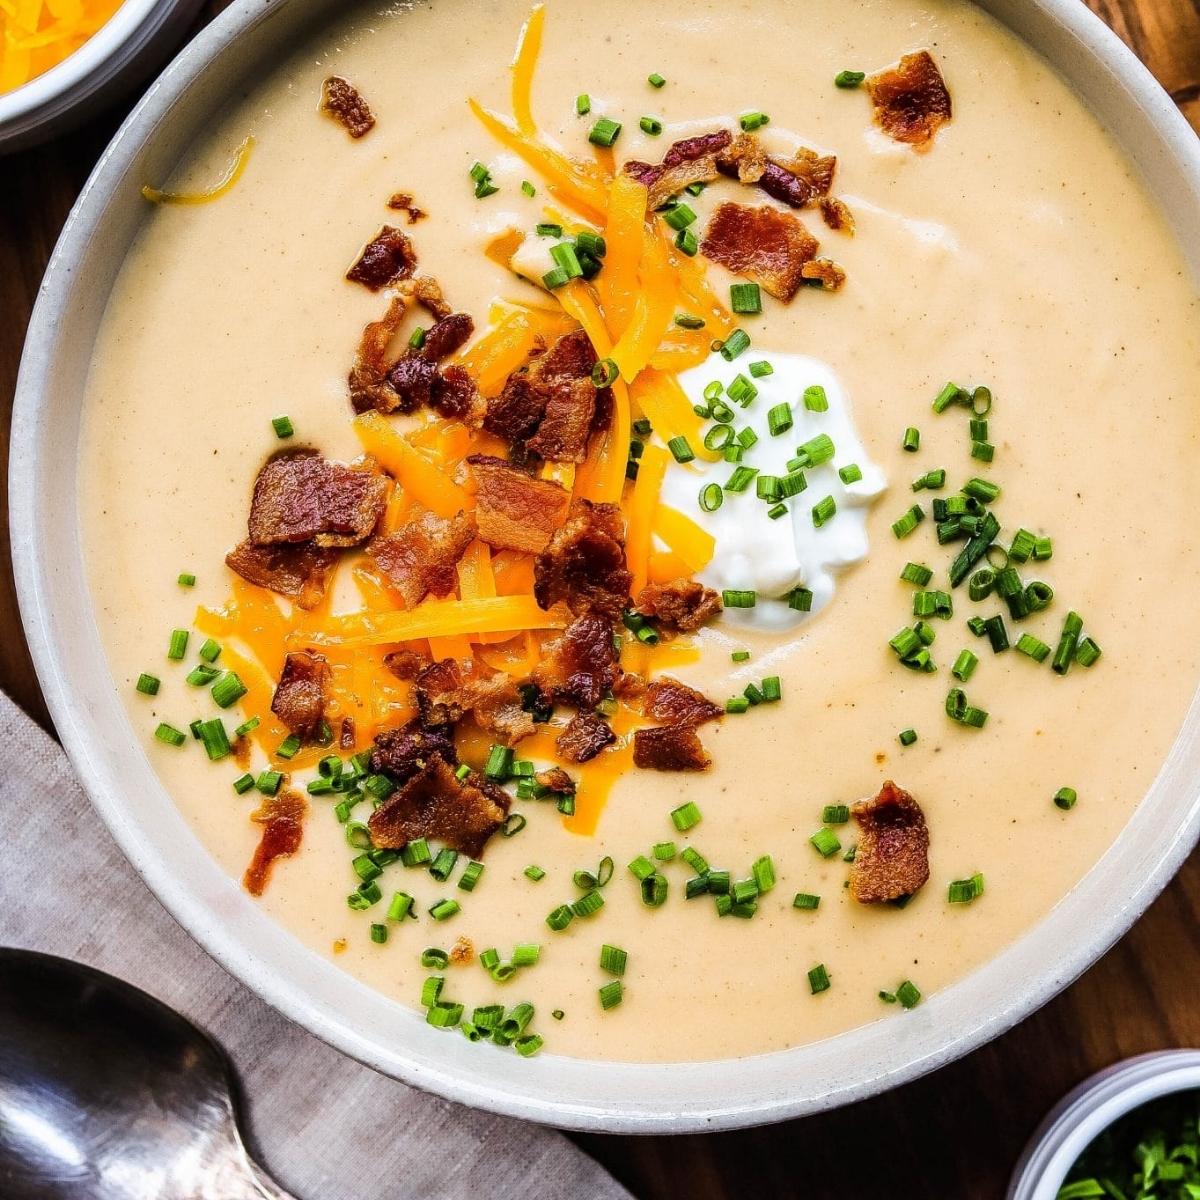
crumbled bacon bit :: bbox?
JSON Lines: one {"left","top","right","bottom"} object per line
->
{"left": 346, "top": 226, "right": 416, "bottom": 291}
{"left": 848, "top": 780, "right": 930, "bottom": 903}
{"left": 625, "top": 130, "right": 732, "bottom": 210}
{"left": 715, "top": 132, "right": 767, "bottom": 184}
{"left": 556, "top": 711, "right": 616, "bottom": 763}
{"left": 633, "top": 725, "right": 710, "bottom": 771}
{"left": 867, "top": 51, "right": 952, "bottom": 147}
{"left": 370, "top": 717, "right": 457, "bottom": 784}
{"left": 321, "top": 76, "right": 375, "bottom": 139}
{"left": 643, "top": 677, "right": 722, "bottom": 727}
{"left": 716, "top": 135, "right": 836, "bottom": 207}
{"left": 635, "top": 578, "right": 722, "bottom": 632}
{"left": 413, "top": 657, "right": 466, "bottom": 724}
{"left": 533, "top": 499, "right": 631, "bottom": 619}
{"left": 420, "top": 313, "right": 474, "bottom": 361}
{"left": 701, "top": 202, "right": 819, "bottom": 302}
{"left": 801, "top": 258, "right": 847, "bottom": 292}
{"left": 247, "top": 451, "right": 388, "bottom": 548}
{"left": 534, "top": 613, "right": 620, "bottom": 709}
{"left": 368, "top": 756, "right": 510, "bottom": 858}
{"left": 820, "top": 197, "right": 856, "bottom": 235}
{"left": 384, "top": 355, "right": 438, "bottom": 413}
{"left": 243, "top": 789, "right": 306, "bottom": 896}
{"left": 486, "top": 330, "right": 602, "bottom": 463}
{"left": 536, "top": 766, "right": 576, "bottom": 795}
{"left": 467, "top": 455, "right": 571, "bottom": 554}
{"left": 271, "top": 651, "right": 331, "bottom": 740}
{"left": 455, "top": 673, "right": 536, "bottom": 746}
{"left": 340, "top": 717, "right": 355, "bottom": 750}
{"left": 383, "top": 648, "right": 429, "bottom": 680}
{"left": 368, "top": 510, "right": 476, "bottom": 608}
{"left": 430, "top": 365, "right": 482, "bottom": 422}
{"left": 386, "top": 192, "right": 425, "bottom": 223}
{"left": 225, "top": 540, "right": 338, "bottom": 610}
{"left": 450, "top": 937, "right": 474, "bottom": 964}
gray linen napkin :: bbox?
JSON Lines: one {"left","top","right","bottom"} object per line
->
{"left": 0, "top": 691, "right": 631, "bottom": 1200}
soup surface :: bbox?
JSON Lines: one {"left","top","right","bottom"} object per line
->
{"left": 81, "top": 0, "right": 1200, "bottom": 1062}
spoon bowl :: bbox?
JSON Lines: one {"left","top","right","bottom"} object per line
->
{"left": 0, "top": 948, "right": 293, "bottom": 1200}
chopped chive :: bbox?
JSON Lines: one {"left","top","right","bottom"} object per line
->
{"left": 546, "top": 904, "right": 574, "bottom": 931}
{"left": 671, "top": 801, "right": 702, "bottom": 831}
{"left": 387, "top": 892, "right": 415, "bottom": 921}
{"left": 1052, "top": 611, "right": 1084, "bottom": 675}
{"left": 255, "top": 769, "right": 282, "bottom": 796}
{"left": 271, "top": 415, "right": 294, "bottom": 439}
{"left": 523, "top": 864, "right": 546, "bottom": 882}
{"left": 802, "top": 384, "right": 829, "bottom": 413}
{"left": 900, "top": 562, "right": 933, "bottom": 587}
{"left": 726, "top": 464, "right": 757, "bottom": 492}
{"left": 795, "top": 432, "right": 835, "bottom": 467}
{"left": 948, "top": 873, "right": 985, "bottom": 904}
{"left": 599, "top": 980, "right": 624, "bottom": 1010}
{"left": 971, "top": 441, "right": 995, "bottom": 462}
{"left": 1054, "top": 786, "right": 1078, "bottom": 811}
{"left": 167, "top": 629, "right": 189, "bottom": 660}
{"left": 591, "top": 357, "right": 619, "bottom": 387}
{"left": 648, "top": 72, "right": 666, "bottom": 88}
{"left": 484, "top": 744, "right": 513, "bottom": 781}
{"left": 154, "top": 722, "right": 187, "bottom": 747}
{"left": 232, "top": 772, "right": 255, "bottom": 795}
{"left": 812, "top": 495, "right": 837, "bottom": 527}
{"left": 761, "top": 676, "right": 781, "bottom": 702}
{"left": 720, "top": 329, "right": 751, "bottom": 360}
{"left": 739, "top": 110, "right": 770, "bottom": 131}
{"left": 535, "top": 222, "right": 563, "bottom": 237}
{"left": 898, "top": 728, "right": 918, "bottom": 746}
{"left": 639, "top": 116, "right": 663, "bottom": 136}
{"left": 675, "top": 228, "right": 698, "bottom": 256}
{"left": 787, "top": 586, "right": 814, "bottom": 612}
{"left": 902, "top": 427, "right": 921, "bottom": 452}
{"left": 468, "top": 161, "right": 499, "bottom": 199}
{"left": 839, "top": 463, "right": 863, "bottom": 484}
{"left": 675, "top": 313, "right": 706, "bottom": 329}
{"left": 834, "top": 69, "right": 866, "bottom": 88}
{"left": 896, "top": 980, "right": 922, "bottom": 1008}
{"left": 730, "top": 282, "right": 762, "bottom": 314}
{"left": 810, "top": 827, "right": 841, "bottom": 858}
{"left": 641, "top": 872, "right": 668, "bottom": 907}
{"left": 767, "top": 502, "right": 788, "bottom": 520}
{"left": 276, "top": 733, "right": 301, "bottom": 760}
{"left": 932, "top": 382, "right": 968, "bottom": 413}
{"left": 767, "top": 404, "right": 793, "bottom": 437}
{"left": 808, "top": 964, "right": 831, "bottom": 994}
{"left": 369, "top": 923, "right": 388, "bottom": 944}
{"left": 951, "top": 649, "right": 978, "bottom": 681}
{"left": 575, "top": 93, "right": 591, "bottom": 115}
{"left": 725, "top": 696, "right": 751, "bottom": 714}
{"left": 542, "top": 266, "right": 570, "bottom": 290}
{"left": 749, "top": 360, "right": 774, "bottom": 378}
{"left": 521, "top": 179, "right": 536, "bottom": 197}
{"left": 211, "top": 672, "right": 248, "bottom": 709}
{"left": 667, "top": 436, "right": 695, "bottom": 464}
{"left": 135, "top": 673, "right": 160, "bottom": 696}
{"left": 458, "top": 861, "right": 484, "bottom": 892}
{"left": 600, "top": 944, "right": 628, "bottom": 975}
{"left": 185, "top": 664, "right": 219, "bottom": 687}
{"left": 1075, "top": 637, "right": 1102, "bottom": 667}
{"left": 550, "top": 240, "right": 584, "bottom": 279}
{"left": 408, "top": 326, "right": 426, "bottom": 350}
{"left": 652, "top": 842, "right": 678, "bottom": 862}
{"left": 793, "top": 892, "right": 821, "bottom": 910}
{"left": 588, "top": 117, "right": 622, "bottom": 147}
{"left": 429, "top": 898, "right": 460, "bottom": 921}
{"left": 721, "top": 589, "right": 756, "bottom": 609}
{"left": 177, "top": 573, "right": 196, "bottom": 587}
{"left": 892, "top": 505, "right": 924, "bottom": 538}
{"left": 821, "top": 804, "right": 850, "bottom": 825}
{"left": 196, "top": 718, "right": 232, "bottom": 761}
{"left": 1016, "top": 633, "right": 1051, "bottom": 663}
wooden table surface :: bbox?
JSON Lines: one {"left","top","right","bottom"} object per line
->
{"left": 3, "top": 2, "right": 1199, "bottom": 1196}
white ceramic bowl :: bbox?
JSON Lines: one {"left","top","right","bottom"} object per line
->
{"left": 0, "top": 0, "right": 203, "bottom": 154}
{"left": 1008, "top": 1052, "right": 1200, "bottom": 1199}
{"left": 11, "top": 0, "right": 1200, "bottom": 1133}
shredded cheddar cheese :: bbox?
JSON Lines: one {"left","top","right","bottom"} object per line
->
{"left": 0, "top": 0, "right": 121, "bottom": 94}
{"left": 142, "top": 136, "right": 255, "bottom": 206}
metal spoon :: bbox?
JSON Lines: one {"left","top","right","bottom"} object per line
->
{"left": 0, "top": 947, "right": 296, "bottom": 1199}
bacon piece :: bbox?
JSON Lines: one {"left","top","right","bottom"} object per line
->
{"left": 271, "top": 651, "right": 331, "bottom": 740}
{"left": 450, "top": 936, "right": 474, "bottom": 964}
{"left": 633, "top": 725, "right": 710, "bottom": 771}
{"left": 715, "top": 132, "right": 767, "bottom": 183}
{"left": 340, "top": 717, "right": 355, "bottom": 750}
{"left": 820, "top": 197, "right": 855, "bottom": 235}
{"left": 384, "top": 648, "right": 429, "bottom": 680}
{"left": 431, "top": 365, "right": 482, "bottom": 422}
{"left": 420, "top": 313, "right": 474, "bottom": 361}
{"left": 635, "top": 578, "right": 722, "bottom": 632}
{"left": 867, "top": 51, "right": 952, "bottom": 147}
{"left": 801, "top": 258, "right": 847, "bottom": 292}
{"left": 321, "top": 76, "right": 375, "bottom": 139}
{"left": 370, "top": 717, "right": 457, "bottom": 785}
{"left": 467, "top": 455, "right": 571, "bottom": 554}
{"left": 643, "top": 677, "right": 722, "bottom": 727}
{"left": 368, "top": 756, "right": 510, "bottom": 857}
{"left": 701, "top": 202, "right": 819, "bottom": 302}
{"left": 456, "top": 674, "right": 536, "bottom": 746}
{"left": 386, "top": 192, "right": 425, "bottom": 223}
{"left": 534, "top": 613, "right": 620, "bottom": 709}
{"left": 346, "top": 226, "right": 416, "bottom": 291}
{"left": 536, "top": 766, "right": 576, "bottom": 795}
{"left": 225, "top": 540, "right": 338, "bottom": 610}
{"left": 368, "top": 510, "right": 476, "bottom": 608}
{"left": 716, "top": 135, "right": 836, "bottom": 207}
{"left": 247, "top": 451, "right": 387, "bottom": 548}
{"left": 625, "top": 130, "right": 733, "bottom": 210}
{"left": 556, "top": 711, "right": 616, "bottom": 763}
{"left": 413, "top": 658, "right": 466, "bottom": 724}
{"left": 848, "top": 780, "right": 931, "bottom": 903}
{"left": 243, "top": 789, "right": 306, "bottom": 896}
{"left": 486, "top": 330, "right": 602, "bottom": 463}
{"left": 533, "top": 499, "right": 631, "bottom": 619}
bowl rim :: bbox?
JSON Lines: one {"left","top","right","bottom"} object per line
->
{"left": 11, "top": 0, "right": 1200, "bottom": 1134}
{"left": 0, "top": 0, "right": 170, "bottom": 127}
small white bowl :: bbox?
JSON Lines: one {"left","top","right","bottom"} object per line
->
{"left": 1009, "top": 1051, "right": 1200, "bottom": 1199}
{"left": 0, "top": 0, "right": 202, "bottom": 154}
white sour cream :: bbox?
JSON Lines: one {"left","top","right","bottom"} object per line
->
{"left": 659, "top": 351, "right": 886, "bottom": 630}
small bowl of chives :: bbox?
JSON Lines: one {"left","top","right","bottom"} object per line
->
{"left": 1007, "top": 1050, "right": 1200, "bottom": 1199}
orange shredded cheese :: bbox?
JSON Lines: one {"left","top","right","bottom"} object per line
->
{"left": 0, "top": 0, "right": 120, "bottom": 93}
{"left": 353, "top": 412, "right": 472, "bottom": 518}
{"left": 142, "top": 137, "right": 255, "bottom": 206}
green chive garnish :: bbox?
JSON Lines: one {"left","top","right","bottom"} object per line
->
{"left": 793, "top": 892, "right": 821, "bottom": 910}
{"left": 177, "top": 573, "right": 196, "bottom": 587}
{"left": 600, "top": 944, "right": 628, "bottom": 975}
{"left": 807, "top": 964, "right": 831, "bottom": 994}
{"left": 670, "top": 801, "right": 702, "bottom": 831}
{"left": 898, "top": 728, "right": 918, "bottom": 746}
{"left": 167, "top": 629, "right": 189, "bottom": 660}
{"left": 154, "top": 722, "right": 187, "bottom": 747}
{"left": 599, "top": 980, "right": 624, "bottom": 1010}
{"left": 730, "top": 282, "right": 762, "bottom": 314}
{"left": 136, "top": 673, "right": 160, "bottom": 696}
{"left": 1054, "top": 786, "right": 1078, "bottom": 811}
{"left": 810, "top": 828, "right": 841, "bottom": 858}
{"left": 639, "top": 116, "right": 663, "bottom": 136}
{"left": 271, "top": 415, "right": 294, "bottom": 439}
{"left": 588, "top": 117, "right": 621, "bottom": 147}
{"left": 739, "top": 111, "right": 770, "bottom": 131}
{"left": 648, "top": 72, "right": 666, "bottom": 88}
{"left": 834, "top": 69, "right": 866, "bottom": 88}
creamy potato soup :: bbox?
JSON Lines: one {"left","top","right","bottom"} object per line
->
{"left": 81, "top": 0, "right": 1200, "bottom": 1062}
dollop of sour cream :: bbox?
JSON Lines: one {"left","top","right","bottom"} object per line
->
{"left": 659, "top": 351, "right": 886, "bottom": 631}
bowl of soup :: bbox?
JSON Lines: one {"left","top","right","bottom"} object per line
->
{"left": 12, "top": 0, "right": 1200, "bottom": 1130}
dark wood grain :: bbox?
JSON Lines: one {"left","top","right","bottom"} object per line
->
{"left": 1, "top": 3, "right": 1197, "bottom": 1196}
